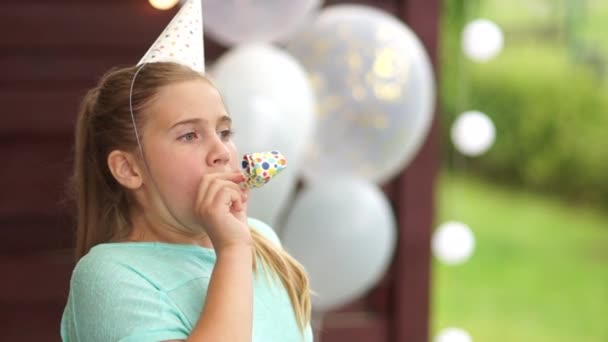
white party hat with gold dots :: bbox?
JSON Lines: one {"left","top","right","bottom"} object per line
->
{"left": 138, "top": 0, "right": 205, "bottom": 72}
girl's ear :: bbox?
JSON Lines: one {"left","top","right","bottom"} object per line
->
{"left": 107, "top": 150, "right": 143, "bottom": 190}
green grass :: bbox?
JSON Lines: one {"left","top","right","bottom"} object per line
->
{"left": 431, "top": 173, "right": 608, "bottom": 342}
{"left": 476, "top": 0, "right": 608, "bottom": 56}
{"left": 579, "top": 0, "right": 608, "bottom": 54}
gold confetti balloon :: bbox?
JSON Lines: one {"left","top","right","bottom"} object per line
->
{"left": 286, "top": 4, "right": 435, "bottom": 184}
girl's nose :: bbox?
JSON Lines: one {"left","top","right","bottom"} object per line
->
{"left": 206, "top": 137, "right": 230, "bottom": 167}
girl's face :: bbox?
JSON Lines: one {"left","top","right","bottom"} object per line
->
{"left": 139, "top": 79, "right": 241, "bottom": 231}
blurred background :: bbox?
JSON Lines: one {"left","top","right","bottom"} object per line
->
{"left": 1, "top": 0, "right": 606, "bottom": 341}
{"left": 434, "top": 1, "right": 608, "bottom": 342}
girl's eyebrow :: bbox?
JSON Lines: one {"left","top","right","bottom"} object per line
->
{"left": 169, "top": 115, "right": 232, "bottom": 129}
{"left": 218, "top": 115, "right": 232, "bottom": 125}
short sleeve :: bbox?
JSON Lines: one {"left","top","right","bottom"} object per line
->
{"left": 248, "top": 217, "right": 282, "bottom": 248}
{"left": 62, "top": 254, "right": 189, "bottom": 342}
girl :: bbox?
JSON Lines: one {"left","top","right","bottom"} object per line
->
{"left": 60, "top": 61, "right": 313, "bottom": 341}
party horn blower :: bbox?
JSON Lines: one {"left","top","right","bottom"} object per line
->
{"left": 240, "top": 151, "right": 287, "bottom": 189}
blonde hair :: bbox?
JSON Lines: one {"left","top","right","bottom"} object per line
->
{"left": 71, "top": 62, "right": 311, "bottom": 333}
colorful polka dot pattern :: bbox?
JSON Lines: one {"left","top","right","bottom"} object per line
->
{"left": 241, "top": 151, "right": 287, "bottom": 189}
{"left": 138, "top": 0, "right": 205, "bottom": 73}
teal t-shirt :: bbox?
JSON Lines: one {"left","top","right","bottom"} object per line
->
{"left": 60, "top": 218, "right": 313, "bottom": 342}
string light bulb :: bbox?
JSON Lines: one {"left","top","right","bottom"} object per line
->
{"left": 451, "top": 110, "right": 496, "bottom": 157}
{"left": 462, "top": 19, "right": 504, "bottom": 62}
{"left": 149, "top": 0, "right": 180, "bottom": 11}
{"left": 432, "top": 222, "right": 476, "bottom": 265}
{"left": 435, "top": 328, "right": 473, "bottom": 342}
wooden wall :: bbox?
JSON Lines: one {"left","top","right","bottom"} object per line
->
{"left": 0, "top": 0, "right": 439, "bottom": 340}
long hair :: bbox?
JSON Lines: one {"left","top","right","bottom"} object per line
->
{"left": 71, "top": 62, "right": 311, "bottom": 332}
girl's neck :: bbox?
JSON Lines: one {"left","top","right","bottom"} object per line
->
{"left": 127, "top": 210, "right": 214, "bottom": 248}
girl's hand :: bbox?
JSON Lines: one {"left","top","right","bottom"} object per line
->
{"left": 194, "top": 172, "right": 251, "bottom": 252}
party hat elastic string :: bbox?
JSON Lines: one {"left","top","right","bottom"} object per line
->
{"left": 128, "top": 63, "right": 193, "bottom": 233}
{"left": 128, "top": 63, "right": 147, "bottom": 162}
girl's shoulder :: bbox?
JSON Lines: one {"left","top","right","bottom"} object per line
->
{"left": 247, "top": 217, "right": 282, "bottom": 247}
{"left": 63, "top": 245, "right": 195, "bottom": 342}
{"left": 69, "top": 217, "right": 279, "bottom": 292}
{"left": 71, "top": 241, "right": 216, "bottom": 293}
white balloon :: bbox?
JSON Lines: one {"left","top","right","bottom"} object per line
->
{"left": 435, "top": 328, "right": 473, "bottom": 342}
{"left": 432, "top": 222, "right": 475, "bottom": 265}
{"left": 202, "top": 0, "right": 323, "bottom": 46}
{"left": 245, "top": 169, "right": 299, "bottom": 230}
{"left": 286, "top": 5, "right": 435, "bottom": 184}
{"left": 451, "top": 110, "right": 496, "bottom": 157}
{"left": 210, "top": 44, "right": 317, "bottom": 227}
{"left": 462, "top": 19, "right": 504, "bottom": 62}
{"left": 282, "top": 178, "right": 396, "bottom": 312}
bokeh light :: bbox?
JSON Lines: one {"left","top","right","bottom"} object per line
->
{"left": 451, "top": 110, "right": 496, "bottom": 157}
{"left": 435, "top": 327, "right": 473, "bottom": 342}
{"left": 149, "top": 0, "right": 180, "bottom": 10}
{"left": 462, "top": 19, "right": 504, "bottom": 62}
{"left": 432, "top": 222, "right": 476, "bottom": 265}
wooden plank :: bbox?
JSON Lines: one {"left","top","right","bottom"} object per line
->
{"left": 320, "top": 312, "right": 388, "bottom": 342}
{"left": 391, "top": 0, "right": 441, "bottom": 340}
{"left": 399, "top": 0, "right": 441, "bottom": 65}
{"left": 0, "top": 53, "right": 139, "bottom": 88}
{"left": 4, "top": 0, "right": 126, "bottom": 3}
{"left": 0, "top": 250, "right": 73, "bottom": 303}
{"left": 0, "top": 217, "right": 74, "bottom": 252}
{"left": 1, "top": 302, "right": 65, "bottom": 341}
{"left": 0, "top": 89, "right": 81, "bottom": 137}
{"left": 0, "top": 2, "right": 175, "bottom": 49}
{"left": 0, "top": 250, "right": 73, "bottom": 341}
{"left": 0, "top": 40, "right": 225, "bottom": 88}
{"left": 326, "top": 273, "right": 393, "bottom": 313}
{"left": 0, "top": 140, "right": 73, "bottom": 218}
{"left": 324, "top": 0, "right": 397, "bottom": 12}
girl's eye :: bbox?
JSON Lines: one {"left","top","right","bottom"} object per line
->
{"left": 219, "top": 129, "right": 234, "bottom": 141}
{"left": 179, "top": 132, "right": 199, "bottom": 142}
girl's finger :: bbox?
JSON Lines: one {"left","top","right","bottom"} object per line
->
{"left": 197, "top": 172, "right": 245, "bottom": 207}
{"left": 202, "top": 179, "right": 240, "bottom": 209}
{"left": 214, "top": 186, "right": 243, "bottom": 212}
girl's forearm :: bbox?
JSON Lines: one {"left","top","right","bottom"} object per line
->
{"left": 187, "top": 245, "right": 253, "bottom": 342}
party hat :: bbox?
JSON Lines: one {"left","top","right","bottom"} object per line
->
{"left": 138, "top": 0, "right": 205, "bottom": 72}
{"left": 241, "top": 151, "right": 288, "bottom": 189}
